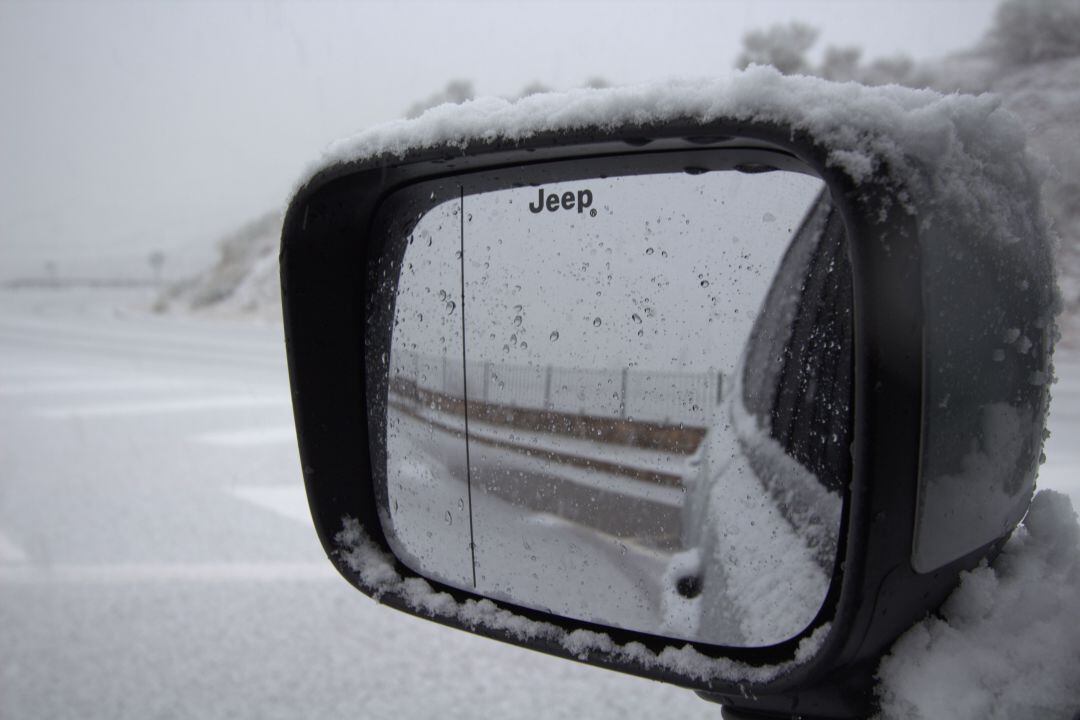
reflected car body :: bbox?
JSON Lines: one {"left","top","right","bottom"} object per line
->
{"left": 667, "top": 192, "right": 851, "bottom": 646}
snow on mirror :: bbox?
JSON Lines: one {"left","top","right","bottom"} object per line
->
{"left": 377, "top": 168, "right": 851, "bottom": 647}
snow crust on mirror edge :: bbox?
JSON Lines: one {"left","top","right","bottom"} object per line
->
{"left": 334, "top": 518, "right": 831, "bottom": 686}
{"left": 300, "top": 64, "right": 1052, "bottom": 260}
{"left": 875, "top": 490, "right": 1080, "bottom": 720}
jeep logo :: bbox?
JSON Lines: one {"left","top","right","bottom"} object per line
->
{"left": 528, "top": 187, "right": 595, "bottom": 215}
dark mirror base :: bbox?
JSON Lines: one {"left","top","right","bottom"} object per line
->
{"left": 703, "top": 663, "right": 876, "bottom": 720}
{"left": 720, "top": 707, "right": 867, "bottom": 720}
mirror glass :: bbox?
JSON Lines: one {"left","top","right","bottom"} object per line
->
{"left": 377, "top": 164, "right": 852, "bottom": 647}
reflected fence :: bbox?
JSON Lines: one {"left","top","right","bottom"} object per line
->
{"left": 390, "top": 349, "right": 724, "bottom": 427}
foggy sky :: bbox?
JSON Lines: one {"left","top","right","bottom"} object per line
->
{"left": 0, "top": 0, "right": 997, "bottom": 281}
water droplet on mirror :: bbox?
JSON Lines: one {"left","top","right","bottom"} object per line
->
{"left": 502, "top": 344, "right": 510, "bottom": 354}
{"left": 458, "top": 498, "right": 465, "bottom": 511}
{"left": 513, "top": 315, "right": 523, "bottom": 327}
{"left": 445, "top": 300, "right": 456, "bottom": 314}
{"left": 593, "top": 317, "right": 602, "bottom": 327}
{"left": 520, "top": 341, "right": 528, "bottom": 349}
{"left": 645, "top": 248, "right": 654, "bottom": 256}
{"left": 549, "top": 331, "right": 560, "bottom": 342}
{"left": 631, "top": 313, "right": 642, "bottom": 324}
{"left": 445, "top": 511, "right": 453, "bottom": 525}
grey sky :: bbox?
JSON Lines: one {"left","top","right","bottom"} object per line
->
{"left": 0, "top": 0, "right": 997, "bottom": 281}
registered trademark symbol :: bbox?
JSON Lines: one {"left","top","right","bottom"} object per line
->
{"left": 590, "top": 208, "right": 597, "bottom": 217}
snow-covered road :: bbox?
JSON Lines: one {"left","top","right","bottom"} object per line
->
{"left": 1, "top": 287, "right": 1077, "bottom": 719}
{"left": 0, "top": 288, "right": 718, "bottom": 720}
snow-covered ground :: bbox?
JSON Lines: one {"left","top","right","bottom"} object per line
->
{"left": 2, "top": 286, "right": 1078, "bottom": 719}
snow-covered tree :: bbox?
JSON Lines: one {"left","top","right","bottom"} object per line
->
{"left": 405, "top": 80, "right": 475, "bottom": 119}
{"left": 735, "top": 22, "right": 819, "bottom": 75}
{"left": 985, "top": 0, "right": 1080, "bottom": 67}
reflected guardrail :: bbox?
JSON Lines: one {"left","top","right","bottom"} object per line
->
{"left": 391, "top": 350, "right": 723, "bottom": 427}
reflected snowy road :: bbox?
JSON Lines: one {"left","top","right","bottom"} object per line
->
{"left": 387, "top": 407, "right": 681, "bottom": 633}
{"left": 0, "top": 288, "right": 720, "bottom": 720}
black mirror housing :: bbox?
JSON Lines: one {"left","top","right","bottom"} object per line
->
{"left": 280, "top": 70, "right": 1056, "bottom": 719}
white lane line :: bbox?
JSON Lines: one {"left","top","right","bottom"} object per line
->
{"left": 227, "top": 485, "right": 311, "bottom": 524}
{"left": 194, "top": 426, "right": 297, "bottom": 447}
{"left": 0, "top": 562, "right": 336, "bottom": 584}
{"left": 0, "top": 378, "right": 200, "bottom": 396}
{"left": 0, "top": 530, "right": 29, "bottom": 563}
{"left": 35, "top": 395, "right": 288, "bottom": 418}
{"left": 0, "top": 366, "right": 83, "bottom": 381}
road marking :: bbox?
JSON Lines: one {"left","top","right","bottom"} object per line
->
{"left": 35, "top": 395, "right": 288, "bottom": 418}
{"left": 194, "top": 426, "right": 296, "bottom": 447}
{"left": 0, "top": 562, "right": 336, "bottom": 584}
{"left": 227, "top": 485, "right": 311, "bottom": 524}
{"left": 0, "top": 378, "right": 199, "bottom": 396}
{"left": 0, "top": 530, "right": 28, "bottom": 563}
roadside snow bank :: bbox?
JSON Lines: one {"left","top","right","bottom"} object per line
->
{"left": 875, "top": 490, "right": 1080, "bottom": 720}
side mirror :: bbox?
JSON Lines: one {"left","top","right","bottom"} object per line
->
{"left": 280, "top": 72, "right": 1055, "bottom": 719}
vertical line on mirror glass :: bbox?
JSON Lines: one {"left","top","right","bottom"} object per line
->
{"left": 459, "top": 185, "right": 478, "bottom": 589}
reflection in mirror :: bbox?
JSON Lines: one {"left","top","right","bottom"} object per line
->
{"left": 378, "top": 165, "right": 852, "bottom": 647}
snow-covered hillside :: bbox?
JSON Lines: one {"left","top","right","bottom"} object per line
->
{"left": 155, "top": 211, "right": 282, "bottom": 322}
